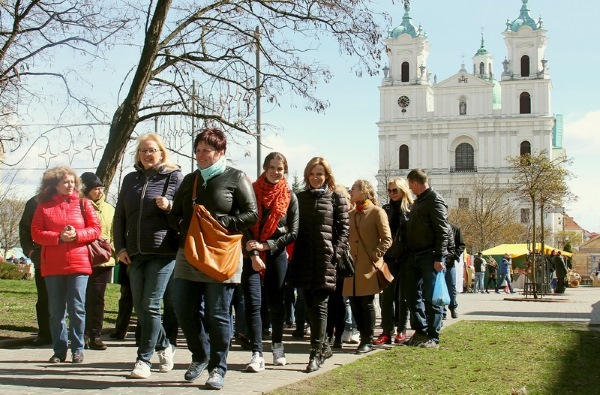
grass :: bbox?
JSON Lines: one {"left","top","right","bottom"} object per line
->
{"left": 270, "top": 321, "right": 600, "bottom": 395}
{"left": 0, "top": 278, "right": 120, "bottom": 339}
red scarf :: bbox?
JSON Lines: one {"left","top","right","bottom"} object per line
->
{"left": 251, "top": 174, "right": 291, "bottom": 256}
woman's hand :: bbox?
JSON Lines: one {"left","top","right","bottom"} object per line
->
{"left": 118, "top": 250, "right": 132, "bottom": 265}
{"left": 60, "top": 225, "right": 77, "bottom": 242}
{"left": 246, "top": 239, "right": 268, "bottom": 252}
{"left": 154, "top": 196, "right": 171, "bottom": 211}
{"left": 251, "top": 255, "right": 266, "bottom": 272}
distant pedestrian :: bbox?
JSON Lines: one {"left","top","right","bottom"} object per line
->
{"left": 495, "top": 253, "right": 516, "bottom": 294}
{"left": 485, "top": 257, "right": 497, "bottom": 293}
{"left": 444, "top": 224, "right": 465, "bottom": 318}
{"left": 473, "top": 252, "right": 486, "bottom": 293}
{"left": 553, "top": 251, "right": 568, "bottom": 294}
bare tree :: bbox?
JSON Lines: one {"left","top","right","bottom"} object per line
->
{"left": 507, "top": 150, "right": 575, "bottom": 297}
{"left": 0, "top": 0, "right": 132, "bottom": 159}
{"left": 449, "top": 175, "right": 524, "bottom": 252}
{"left": 96, "top": 0, "right": 391, "bottom": 187}
{"left": 0, "top": 171, "right": 26, "bottom": 257}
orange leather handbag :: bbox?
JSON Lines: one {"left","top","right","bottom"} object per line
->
{"left": 184, "top": 174, "right": 243, "bottom": 282}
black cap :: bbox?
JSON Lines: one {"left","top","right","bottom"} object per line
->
{"left": 80, "top": 172, "right": 104, "bottom": 195}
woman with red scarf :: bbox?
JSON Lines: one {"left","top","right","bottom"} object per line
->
{"left": 242, "top": 152, "right": 299, "bottom": 373}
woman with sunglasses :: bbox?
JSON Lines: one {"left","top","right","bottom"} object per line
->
{"left": 373, "top": 178, "right": 414, "bottom": 346}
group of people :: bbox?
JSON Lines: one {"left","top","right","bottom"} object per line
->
{"left": 21, "top": 128, "right": 460, "bottom": 390}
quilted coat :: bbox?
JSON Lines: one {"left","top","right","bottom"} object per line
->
{"left": 31, "top": 191, "right": 101, "bottom": 277}
{"left": 113, "top": 163, "right": 183, "bottom": 257}
{"left": 288, "top": 188, "right": 349, "bottom": 291}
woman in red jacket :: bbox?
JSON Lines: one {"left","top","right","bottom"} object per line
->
{"left": 31, "top": 166, "right": 101, "bottom": 364}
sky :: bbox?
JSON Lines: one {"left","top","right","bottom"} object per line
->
{"left": 231, "top": 0, "right": 600, "bottom": 233}
{"left": 3, "top": 0, "right": 599, "bottom": 233}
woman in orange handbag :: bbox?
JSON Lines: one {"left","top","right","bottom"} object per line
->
{"left": 242, "top": 152, "right": 299, "bottom": 373}
{"left": 342, "top": 179, "right": 392, "bottom": 354}
{"left": 169, "top": 128, "right": 258, "bottom": 390}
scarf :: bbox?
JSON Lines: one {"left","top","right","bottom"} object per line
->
{"left": 355, "top": 199, "right": 371, "bottom": 212}
{"left": 198, "top": 156, "right": 227, "bottom": 185}
{"left": 251, "top": 174, "right": 291, "bottom": 247}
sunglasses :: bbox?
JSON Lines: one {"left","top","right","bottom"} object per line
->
{"left": 387, "top": 188, "right": 399, "bottom": 194}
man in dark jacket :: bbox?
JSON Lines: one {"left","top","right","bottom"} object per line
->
{"left": 444, "top": 224, "right": 465, "bottom": 318}
{"left": 19, "top": 195, "right": 51, "bottom": 346}
{"left": 405, "top": 169, "right": 451, "bottom": 349}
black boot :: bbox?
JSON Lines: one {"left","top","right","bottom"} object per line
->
{"left": 321, "top": 341, "right": 333, "bottom": 361}
{"left": 306, "top": 348, "right": 322, "bottom": 373}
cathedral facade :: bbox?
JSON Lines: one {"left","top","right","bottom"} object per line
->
{"left": 377, "top": 0, "right": 565, "bottom": 243}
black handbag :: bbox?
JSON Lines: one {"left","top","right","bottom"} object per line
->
{"left": 337, "top": 248, "right": 355, "bottom": 278}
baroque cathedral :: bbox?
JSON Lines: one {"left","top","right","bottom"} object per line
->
{"left": 377, "top": 0, "right": 565, "bottom": 241}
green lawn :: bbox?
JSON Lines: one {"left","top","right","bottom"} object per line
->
{"left": 270, "top": 321, "right": 600, "bottom": 395}
{"left": 0, "top": 278, "right": 120, "bottom": 339}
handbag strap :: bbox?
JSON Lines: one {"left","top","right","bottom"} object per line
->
{"left": 191, "top": 173, "right": 199, "bottom": 203}
{"left": 79, "top": 199, "right": 87, "bottom": 226}
{"left": 161, "top": 172, "right": 173, "bottom": 197}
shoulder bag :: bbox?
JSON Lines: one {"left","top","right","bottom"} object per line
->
{"left": 80, "top": 199, "right": 112, "bottom": 267}
{"left": 354, "top": 215, "right": 394, "bottom": 290}
{"left": 184, "top": 173, "right": 243, "bottom": 282}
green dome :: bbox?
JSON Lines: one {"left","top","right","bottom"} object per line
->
{"left": 389, "top": 4, "right": 426, "bottom": 39}
{"left": 506, "top": 0, "right": 541, "bottom": 32}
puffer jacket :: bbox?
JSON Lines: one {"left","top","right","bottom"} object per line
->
{"left": 31, "top": 191, "right": 101, "bottom": 277}
{"left": 87, "top": 194, "right": 116, "bottom": 267}
{"left": 288, "top": 188, "right": 349, "bottom": 291}
{"left": 406, "top": 187, "right": 451, "bottom": 261}
{"left": 113, "top": 163, "right": 183, "bottom": 257}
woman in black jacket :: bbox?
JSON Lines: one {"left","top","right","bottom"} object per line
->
{"left": 169, "top": 128, "right": 258, "bottom": 390}
{"left": 242, "top": 152, "right": 299, "bottom": 373}
{"left": 113, "top": 134, "right": 183, "bottom": 379}
{"left": 288, "top": 157, "right": 349, "bottom": 373}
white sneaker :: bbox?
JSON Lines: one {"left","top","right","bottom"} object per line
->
{"left": 130, "top": 360, "right": 151, "bottom": 379}
{"left": 246, "top": 352, "right": 265, "bottom": 372}
{"left": 157, "top": 345, "right": 175, "bottom": 372}
{"left": 272, "top": 343, "right": 287, "bottom": 366}
{"left": 349, "top": 329, "right": 360, "bottom": 344}
{"left": 341, "top": 329, "right": 353, "bottom": 343}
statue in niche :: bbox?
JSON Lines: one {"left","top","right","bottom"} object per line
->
{"left": 459, "top": 100, "right": 467, "bottom": 115}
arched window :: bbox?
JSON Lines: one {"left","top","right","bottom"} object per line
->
{"left": 455, "top": 143, "right": 474, "bottom": 171}
{"left": 399, "top": 145, "right": 409, "bottom": 169}
{"left": 520, "top": 92, "right": 531, "bottom": 114}
{"left": 520, "top": 141, "right": 531, "bottom": 156}
{"left": 521, "top": 55, "right": 530, "bottom": 77}
{"left": 479, "top": 62, "right": 485, "bottom": 75}
{"left": 401, "top": 62, "right": 409, "bottom": 82}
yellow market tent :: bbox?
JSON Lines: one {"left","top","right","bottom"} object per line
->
{"left": 481, "top": 243, "right": 572, "bottom": 258}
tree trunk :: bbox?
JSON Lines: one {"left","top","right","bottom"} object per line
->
{"left": 96, "top": 0, "right": 173, "bottom": 188}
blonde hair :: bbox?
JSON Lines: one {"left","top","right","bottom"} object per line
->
{"left": 335, "top": 184, "right": 355, "bottom": 211}
{"left": 136, "top": 134, "right": 179, "bottom": 170}
{"left": 303, "top": 157, "right": 336, "bottom": 190}
{"left": 352, "top": 179, "right": 378, "bottom": 206}
{"left": 37, "top": 166, "right": 81, "bottom": 202}
{"left": 388, "top": 177, "right": 413, "bottom": 213}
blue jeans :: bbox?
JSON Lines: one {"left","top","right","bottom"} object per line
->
{"left": 173, "top": 278, "right": 235, "bottom": 376}
{"left": 344, "top": 297, "right": 357, "bottom": 331}
{"left": 474, "top": 272, "right": 485, "bottom": 293}
{"left": 444, "top": 265, "right": 458, "bottom": 310}
{"left": 128, "top": 254, "right": 175, "bottom": 365}
{"left": 242, "top": 250, "right": 288, "bottom": 354}
{"left": 45, "top": 274, "right": 88, "bottom": 357}
{"left": 406, "top": 252, "right": 443, "bottom": 342}
{"left": 496, "top": 273, "right": 514, "bottom": 293}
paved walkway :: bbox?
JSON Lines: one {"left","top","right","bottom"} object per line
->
{"left": 0, "top": 287, "right": 599, "bottom": 394}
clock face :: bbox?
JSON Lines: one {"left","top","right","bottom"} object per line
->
{"left": 398, "top": 95, "right": 410, "bottom": 108}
